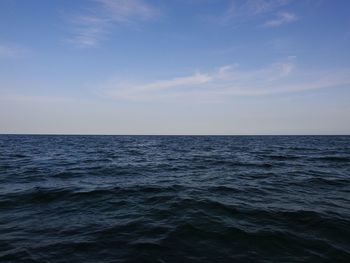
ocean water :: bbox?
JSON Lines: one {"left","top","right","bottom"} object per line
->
{"left": 0, "top": 135, "right": 349, "bottom": 262}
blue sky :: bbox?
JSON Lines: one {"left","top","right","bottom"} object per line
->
{"left": 0, "top": 0, "right": 350, "bottom": 134}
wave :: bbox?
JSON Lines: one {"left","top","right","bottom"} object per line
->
{"left": 313, "top": 156, "right": 350, "bottom": 162}
{"left": 1, "top": 135, "right": 350, "bottom": 262}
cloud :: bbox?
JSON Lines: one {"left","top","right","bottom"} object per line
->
{"left": 0, "top": 44, "right": 27, "bottom": 58}
{"left": 68, "top": 0, "right": 158, "bottom": 47}
{"left": 240, "top": 0, "right": 291, "bottom": 15}
{"left": 99, "top": 0, "right": 157, "bottom": 21}
{"left": 128, "top": 72, "right": 213, "bottom": 92}
{"left": 223, "top": 0, "right": 292, "bottom": 23}
{"left": 0, "top": 94, "right": 80, "bottom": 104}
{"left": 264, "top": 12, "right": 298, "bottom": 27}
{"left": 101, "top": 57, "right": 350, "bottom": 102}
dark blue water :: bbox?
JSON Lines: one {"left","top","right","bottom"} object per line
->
{"left": 0, "top": 135, "right": 349, "bottom": 262}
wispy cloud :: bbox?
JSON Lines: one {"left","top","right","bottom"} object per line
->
{"left": 0, "top": 44, "right": 27, "bottom": 58}
{"left": 100, "top": 57, "right": 350, "bottom": 102}
{"left": 67, "top": 0, "right": 159, "bottom": 47}
{"left": 264, "top": 12, "right": 298, "bottom": 27}
{"left": 125, "top": 73, "right": 213, "bottom": 92}
{"left": 223, "top": 0, "right": 292, "bottom": 23}
{"left": 240, "top": 0, "right": 291, "bottom": 15}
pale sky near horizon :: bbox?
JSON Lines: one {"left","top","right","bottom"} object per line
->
{"left": 1, "top": 0, "right": 350, "bottom": 135}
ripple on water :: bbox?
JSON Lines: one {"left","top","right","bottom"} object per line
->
{"left": 0, "top": 135, "right": 350, "bottom": 262}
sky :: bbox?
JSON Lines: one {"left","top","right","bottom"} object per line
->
{"left": 0, "top": 0, "right": 350, "bottom": 135}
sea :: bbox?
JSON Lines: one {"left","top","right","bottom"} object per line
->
{"left": 0, "top": 135, "right": 349, "bottom": 262}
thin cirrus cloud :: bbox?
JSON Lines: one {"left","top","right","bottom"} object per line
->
{"left": 102, "top": 57, "right": 350, "bottom": 102}
{"left": 223, "top": 0, "right": 293, "bottom": 23}
{"left": 68, "top": 0, "right": 158, "bottom": 47}
{"left": 264, "top": 12, "right": 298, "bottom": 27}
{"left": 0, "top": 44, "right": 27, "bottom": 58}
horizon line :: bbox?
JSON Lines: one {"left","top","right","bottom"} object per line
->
{"left": 1, "top": 133, "right": 349, "bottom": 136}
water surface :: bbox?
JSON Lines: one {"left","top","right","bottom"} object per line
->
{"left": 0, "top": 135, "right": 349, "bottom": 262}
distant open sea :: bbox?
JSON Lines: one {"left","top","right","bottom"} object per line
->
{"left": 0, "top": 135, "right": 349, "bottom": 262}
